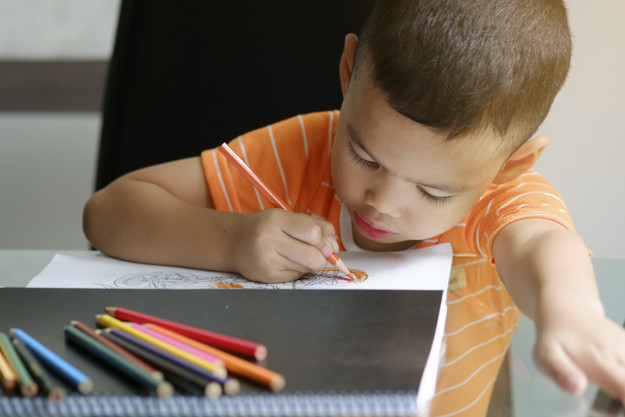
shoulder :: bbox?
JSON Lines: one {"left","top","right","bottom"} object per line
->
{"left": 462, "top": 170, "right": 574, "bottom": 258}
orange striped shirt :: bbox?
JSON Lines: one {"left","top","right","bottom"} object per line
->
{"left": 202, "top": 111, "right": 575, "bottom": 417}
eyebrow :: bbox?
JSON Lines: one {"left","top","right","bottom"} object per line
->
{"left": 346, "top": 123, "right": 469, "bottom": 195}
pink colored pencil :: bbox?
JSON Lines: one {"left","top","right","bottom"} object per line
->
{"left": 218, "top": 142, "right": 355, "bottom": 281}
{"left": 104, "top": 307, "right": 267, "bottom": 361}
{"left": 130, "top": 324, "right": 224, "bottom": 366}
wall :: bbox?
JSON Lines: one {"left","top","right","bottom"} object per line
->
{"left": 0, "top": 0, "right": 623, "bottom": 258}
{"left": 0, "top": 0, "right": 119, "bottom": 250}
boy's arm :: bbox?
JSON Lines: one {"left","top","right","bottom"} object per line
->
{"left": 493, "top": 218, "right": 625, "bottom": 401}
{"left": 83, "top": 157, "right": 337, "bottom": 282}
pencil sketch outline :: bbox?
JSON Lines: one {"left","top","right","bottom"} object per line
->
{"left": 94, "top": 268, "right": 367, "bottom": 290}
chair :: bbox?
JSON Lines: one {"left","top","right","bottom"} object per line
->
{"left": 95, "top": 0, "right": 375, "bottom": 190}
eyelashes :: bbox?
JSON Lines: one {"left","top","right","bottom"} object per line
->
{"left": 346, "top": 141, "right": 451, "bottom": 205}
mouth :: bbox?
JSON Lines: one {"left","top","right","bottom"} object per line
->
{"left": 353, "top": 212, "right": 395, "bottom": 240}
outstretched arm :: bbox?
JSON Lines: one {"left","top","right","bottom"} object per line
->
{"left": 493, "top": 218, "right": 625, "bottom": 401}
{"left": 83, "top": 157, "right": 338, "bottom": 283}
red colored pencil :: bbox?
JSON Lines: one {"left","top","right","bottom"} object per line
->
{"left": 104, "top": 307, "right": 267, "bottom": 361}
{"left": 218, "top": 143, "right": 355, "bottom": 281}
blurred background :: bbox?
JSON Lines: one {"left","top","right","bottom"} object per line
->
{"left": 0, "top": 0, "right": 623, "bottom": 259}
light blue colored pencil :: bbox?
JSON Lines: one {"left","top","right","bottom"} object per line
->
{"left": 10, "top": 328, "right": 93, "bottom": 394}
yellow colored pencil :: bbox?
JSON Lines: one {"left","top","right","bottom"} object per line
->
{"left": 96, "top": 314, "right": 226, "bottom": 378}
{"left": 0, "top": 348, "right": 17, "bottom": 391}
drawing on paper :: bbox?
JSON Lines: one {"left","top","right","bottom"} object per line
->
{"left": 94, "top": 268, "right": 367, "bottom": 290}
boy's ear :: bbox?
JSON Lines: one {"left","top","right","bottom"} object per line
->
{"left": 493, "top": 134, "right": 551, "bottom": 184}
{"left": 339, "top": 33, "right": 358, "bottom": 96}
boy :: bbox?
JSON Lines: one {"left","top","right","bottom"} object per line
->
{"left": 84, "top": 0, "right": 625, "bottom": 415}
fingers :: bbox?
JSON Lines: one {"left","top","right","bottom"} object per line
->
{"left": 279, "top": 212, "right": 339, "bottom": 258}
{"left": 533, "top": 320, "right": 625, "bottom": 402}
{"left": 533, "top": 342, "right": 588, "bottom": 395}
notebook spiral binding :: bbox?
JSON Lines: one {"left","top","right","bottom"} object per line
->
{"left": 0, "top": 392, "right": 419, "bottom": 417}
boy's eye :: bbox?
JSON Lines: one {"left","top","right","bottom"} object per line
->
{"left": 417, "top": 187, "right": 452, "bottom": 205}
{"left": 347, "top": 143, "right": 379, "bottom": 170}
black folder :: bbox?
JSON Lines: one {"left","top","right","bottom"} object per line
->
{"left": 0, "top": 288, "right": 444, "bottom": 416}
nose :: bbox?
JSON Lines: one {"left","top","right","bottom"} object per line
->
{"left": 364, "top": 176, "right": 403, "bottom": 218}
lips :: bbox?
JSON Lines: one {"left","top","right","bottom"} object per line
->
{"left": 353, "top": 212, "right": 395, "bottom": 239}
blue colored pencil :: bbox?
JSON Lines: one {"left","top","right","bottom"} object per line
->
{"left": 10, "top": 328, "right": 93, "bottom": 394}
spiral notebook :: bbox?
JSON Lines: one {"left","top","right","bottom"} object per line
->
{"left": 0, "top": 286, "right": 447, "bottom": 416}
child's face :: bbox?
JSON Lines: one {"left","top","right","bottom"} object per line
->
{"left": 332, "top": 69, "right": 509, "bottom": 251}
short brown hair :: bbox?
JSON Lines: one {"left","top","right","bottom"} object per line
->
{"left": 355, "top": 0, "right": 572, "bottom": 152}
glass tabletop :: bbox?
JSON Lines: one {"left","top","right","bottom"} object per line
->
{"left": 1, "top": 250, "right": 623, "bottom": 416}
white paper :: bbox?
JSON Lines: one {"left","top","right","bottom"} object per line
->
{"left": 27, "top": 243, "right": 452, "bottom": 291}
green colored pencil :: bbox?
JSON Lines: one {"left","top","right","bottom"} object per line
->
{"left": 0, "top": 332, "right": 37, "bottom": 397}
{"left": 12, "top": 337, "right": 66, "bottom": 402}
{"left": 64, "top": 325, "right": 173, "bottom": 398}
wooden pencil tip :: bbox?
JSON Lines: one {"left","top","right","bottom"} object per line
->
{"left": 70, "top": 320, "right": 79, "bottom": 325}
{"left": 156, "top": 381, "right": 174, "bottom": 399}
{"left": 20, "top": 382, "right": 38, "bottom": 398}
{"left": 255, "top": 345, "right": 268, "bottom": 361}
{"left": 205, "top": 382, "right": 223, "bottom": 399}
{"left": 78, "top": 379, "right": 94, "bottom": 394}
{"left": 48, "top": 387, "right": 66, "bottom": 403}
{"left": 270, "top": 375, "right": 286, "bottom": 392}
{"left": 104, "top": 307, "right": 115, "bottom": 315}
{"left": 223, "top": 379, "right": 241, "bottom": 396}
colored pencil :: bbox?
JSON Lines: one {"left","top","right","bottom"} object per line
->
{"left": 10, "top": 328, "right": 93, "bottom": 394}
{"left": 103, "top": 329, "right": 239, "bottom": 396}
{"left": 96, "top": 314, "right": 227, "bottom": 378}
{"left": 0, "top": 332, "right": 37, "bottom": 397}
{"left": 130, "top": 323, "right": 223, "bottom": 366}
{"left": 100, "top": 330, "right": 224, "bottom": 398}
{"left": 0, "top": 340, "right": 17, "bottom": 391}
{"left": 64, "top": 325, "right": 173, "bottom": 398}
{"left": 104, "top": 306, "right": 267, "bottom": 361}
{"left": 71, "top": 320, "right": 163, "bottom": 381}
{"left": 218, "top": 142, "right": 355, "bottom": 281}
{"left": 146, "top": 323, "right": 286, "bottom": 392}
{"left": 11, "top": 337, "right": 66, "bottom": 403}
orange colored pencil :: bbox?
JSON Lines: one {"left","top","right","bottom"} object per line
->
{"left": 218, "top": 142, "right": 355, "bottom": 281}
{"left": 145, "top": 323, "right": 285, "bottom": 392}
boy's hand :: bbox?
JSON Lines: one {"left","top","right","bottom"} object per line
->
{"left": 494, "top": 219, "right": 625, "bottom": 402}
{"left": 228, "top": 208, "right": 339, "bottom": 283}
{"left": 533, "top": 292, "right": 625, "bottom": 401}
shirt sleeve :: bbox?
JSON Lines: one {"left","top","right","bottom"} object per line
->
{"left": 200, "top": 111, "right": 337, "bottom": 214}
{"left": 465, "top": 170, "right": 577, "bottom": 262}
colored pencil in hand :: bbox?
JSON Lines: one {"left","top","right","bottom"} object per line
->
{"left": 10, "top": 328, "right": 93, "bottom": 394}
{"left": 104, "top": 306, "right": 267, "bottom": 361}
{"left": 218, "top": 142, "right": 355, "bottom": 281}
{"left": 64, "top": 325, "right": 173, "bottom": 398}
